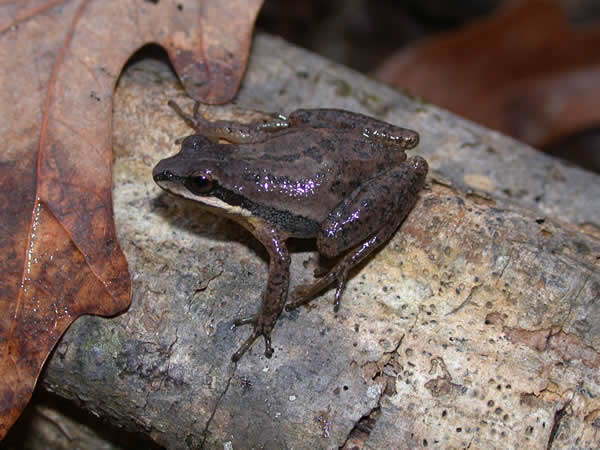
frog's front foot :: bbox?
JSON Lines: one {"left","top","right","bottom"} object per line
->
{"left": 231, "top": 315, "right": 274, "bottom": 362}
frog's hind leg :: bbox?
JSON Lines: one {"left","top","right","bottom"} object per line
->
{"left": 287, "top": 158, "right": 427, "bottom": 312}
{"left": 288, "top": 109, "right": 419, "bottom": 150}
{"left": 286, "top": 231, "right": 387, "bottom": 312}
{"left": 168, "top": 100, "right": 290, "bottom": 144}
{"left": 168, "top": 100, "right": 226, "bottom": 142}
{"left": 168, "top": 99, "right": 213, "bottom": 129}
{"left": 168, "top": 100, "right": 199, "bottom": 130}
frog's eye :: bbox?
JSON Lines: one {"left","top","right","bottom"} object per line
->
{"left": 186, "top": 173, "right": 214, "bottom": 195}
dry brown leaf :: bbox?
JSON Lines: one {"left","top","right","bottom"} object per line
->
{"left": 374, "top": 0, "right": 600, "bottom": 149}
{"left": 0, "top": 0, "right": 262, "bottom": 437}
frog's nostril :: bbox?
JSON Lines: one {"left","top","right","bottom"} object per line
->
{"left": 406, "top": 133, "right": 419, "bottom": 148}
{"left": 153, "top": 169, "right": 174, "bottom": 182}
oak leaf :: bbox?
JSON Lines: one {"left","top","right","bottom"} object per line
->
{"left": 374, "top": 0, "right": 600, "bottom": 150}
{"left": 0, "top": 0, "right": 262, "bottom": 437}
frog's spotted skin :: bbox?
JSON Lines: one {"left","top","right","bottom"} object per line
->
{"left": 153, "top": 102, "right": 428, "bottom": 361}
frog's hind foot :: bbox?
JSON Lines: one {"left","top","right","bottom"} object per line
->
{"left": 168, "top": 100, "right": 215, "bottom": 133}
{"left": 286, "top": 266, "right": 350, "bottom": 312}
{"left": 231, "top": 316, "right": 274, "bottom": 362}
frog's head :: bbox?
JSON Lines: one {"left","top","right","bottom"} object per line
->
{"left": 153, "top": 135, "right": 237, "bottom": 212}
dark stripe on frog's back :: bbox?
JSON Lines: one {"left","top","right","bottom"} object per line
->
{"left": 256, "top": 144, "right": 326, "bottom": 164}
{"left": 211, "top": 184, "right": 321, "bottom": 237}
{"left": 252, "top": 135, "right": 330, "bottom": 165}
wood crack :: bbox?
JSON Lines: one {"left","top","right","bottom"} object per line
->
{"left": 200, "top": 362, "right": 237, "bottom": 449}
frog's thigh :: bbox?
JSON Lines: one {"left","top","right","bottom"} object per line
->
{"left": 317, "top": 172, "right": 400, "bottom": 258}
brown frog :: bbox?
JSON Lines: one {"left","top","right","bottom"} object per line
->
{"left": 153, "top": 101, "right": 428, "bottom": 361}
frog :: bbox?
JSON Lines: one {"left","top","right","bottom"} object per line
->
{"left": 153, "top": 101, "right": 428, "bottom": 362}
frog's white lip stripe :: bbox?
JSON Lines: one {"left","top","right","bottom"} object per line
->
{"left": 157, "top": 177, "right": 320, "bottom": 237}
{"left": 156, "top": 180, "right": 253, "bottom": 217}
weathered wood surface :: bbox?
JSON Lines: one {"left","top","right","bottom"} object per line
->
{"left": 37, "top": 34, "right": 600, "bottom": 449}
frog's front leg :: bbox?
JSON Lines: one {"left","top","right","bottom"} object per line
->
{"left": 231, "top": 221, "right": 290, "bottom": 362}
{"left": 168, "top": 100, "right": 290, "bottom": 144}
{"left": 287, "top": 156, "right": 428, "bottom": 311}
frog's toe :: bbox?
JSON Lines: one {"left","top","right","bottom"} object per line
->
{"left": 232, "top": 329, "right": 258, "bottom": 362}
{"left": 287, "top": 266, "right": 351, "bottom": 311}
{"left": 233, "top": 315, "right": 257, "bottom": 327}
{"left": 286, "top": 274, "right": 334, "bottom": 310}
{"left": 313, "top": 264, "right": 331, "bottom": 278}
{"left": 286, "top": 285, "right": 311, "bottom": 308}
{"left": 231, "top": 319, "right": 274, "bottom": 362}
{"left": 263, "top": 335, "right": 273, "bottom": 358}
{"left": 285, "top": 290, "right": 314, "bottom": 311}
{"left": 332, "top": 268, "right": 350, "bottom": 312}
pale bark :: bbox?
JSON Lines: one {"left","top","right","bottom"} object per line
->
{"left": 33, "top": 34, "right": 600, "bottom": 449}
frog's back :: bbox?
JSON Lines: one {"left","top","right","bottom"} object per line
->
{"left": 216, "top": 128, "right": 405, "bottom": 237}
{"left": 234, "top": 128, "right": 404, "bottom": 165}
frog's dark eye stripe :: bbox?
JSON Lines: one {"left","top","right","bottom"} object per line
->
{"left": 186, "top": 173, "right": 214, "bottom": 195}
